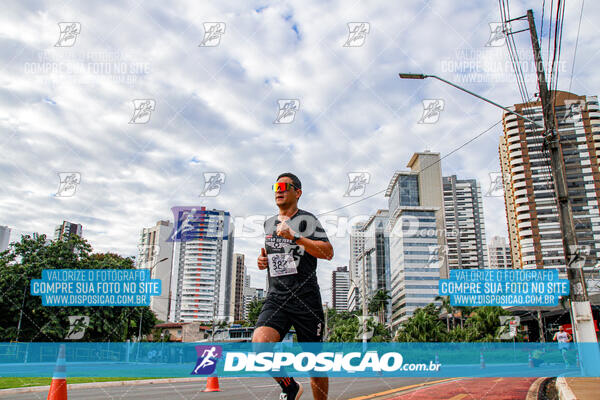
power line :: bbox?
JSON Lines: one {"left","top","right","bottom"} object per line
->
{"left": 317, "top": 119, "right": 502, "bottom": 217}
{"left": 568, "top": 0, "right": 584, "bottom": 92}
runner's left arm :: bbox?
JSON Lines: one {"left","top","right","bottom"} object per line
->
{"left": 296, "top": 236, "right": 333, "bottom": 260}
{"left": 297, "top": 215, "right": 333, "bottom": 260}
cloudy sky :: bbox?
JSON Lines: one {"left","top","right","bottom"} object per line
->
{"left": 1, "top": 0, "right": 598, "bottom": 301}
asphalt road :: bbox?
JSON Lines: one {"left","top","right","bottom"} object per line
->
{"left": 4, "top": 377, "right": 444, "bottom": 400}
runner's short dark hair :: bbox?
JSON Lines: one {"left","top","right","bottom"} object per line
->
{"left": 277, "top": 172, "right": 302, "bottom": 190}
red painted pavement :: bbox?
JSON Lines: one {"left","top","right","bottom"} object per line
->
{"left": 388, "top": 378, "right": 537, "bottom": 400}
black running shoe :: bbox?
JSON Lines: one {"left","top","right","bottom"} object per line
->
{"left": 279, "top": 381, "right": 303, "bottom": 400}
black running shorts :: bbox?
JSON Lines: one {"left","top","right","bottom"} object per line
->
{"left": 255, "top": 293, "right": 325, "bottom": 342}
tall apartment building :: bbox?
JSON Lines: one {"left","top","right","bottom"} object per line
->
{"left": 243, "top": 273, "right": 265, "bottom": 320}
{"left": 169, "top": 207, "right": 234, "bottom": 323}
{"left": 137, "top": 220, "right": 174, "bottom": 322}
{"left": 54, "top": 221, "right": 82, "bottom": 240}
{"left": 487, "top": 236, "right": 513, "bottom": 268}
{"left": 499, "top": 91, "right": 600, "bottom": 273}
{"left": 349, "top": 222, "right": 366, "bottom": 284}
{"left": 443, "top": 175, "right": 488, "bottom": 269}
{"left": 331, "top": 266, "right": 350, "bottom": 311}
{"left": 230, "top": 253, "right": 246, "bottom": 322}
{"left": 0, "top": 226, "right": 11, "bottom": 252}
{"left": 361, "top": 210, "right": 391, "bottom": 294}
{"left": 386, "top": 151, "right": 446, "bottom": 329}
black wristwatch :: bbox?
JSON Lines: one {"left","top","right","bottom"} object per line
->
{"left": 293, "top": 232, "right": 301, "bottom": 242}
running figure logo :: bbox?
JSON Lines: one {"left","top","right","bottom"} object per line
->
{"left": 199, "top": 22, "right": 226, "bottom": 47}
{"left": 418, "top": 99, "right": 444, "bottom": 124}
{"left": 55, "top": 172, "right": 81, "bottom": 197}
{"left": 343, "top": 22, "right": 370, "bottom": 47}
{"left": 485, "top": 22, "right": 509, "bottom": 47}
{"left": 274, "top": 99, "right": 300, "bottom": 124}
{"left": 485, "top": 172, "right": 504, "bottom": 197}
{"left": 192, "top": 345, "right": 222, "bottom": 375}
{"left": 199, "top": 172, "right": 225, "bottom": 197}
{"left": 129, "top": 99, "right": 156, "bottom": 124}
{"left": 344, "top": 172, "right": 370, "bottom": 197}
{"left": 55, "top": 22, "right": 81, "bottom": 47}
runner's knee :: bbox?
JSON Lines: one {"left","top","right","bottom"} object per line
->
{"left": 252, "top": 326, "right": 281, "bottom": 342}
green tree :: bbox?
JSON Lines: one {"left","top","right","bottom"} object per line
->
{"left": 368, "top": 290, "right": 391, "bottom": 324}
{"left": 0, "top": 234, "right": 158, "bottom": 342}
{"left": 464, "top": 306, "right": 511, "bottom": 342}
{"left": 394, "top": 304, "right": 447, "bottom": 342}
{"left": 435, "top": 295, "right": 454, "bottom": 331}
{"left": 327, "top": 310, "right": 360, "bottom": 342}
{"left": 245, "top": 298, "right": 265, "bottom": 326}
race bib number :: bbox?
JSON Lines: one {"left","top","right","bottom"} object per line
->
{"left": 268, "top": 253, "right": 298, "bottom": 277}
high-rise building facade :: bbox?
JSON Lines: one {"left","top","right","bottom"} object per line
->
{"left": 138, "top": 220, "right": 174, "bottom": 322}
{"left": 386, "top": 152, "right": 445, "bottom": 329}
{"left": 0, "top": 225, "right": 11, "bottom": 252}
{"left": 169, "top": 207, "right": 234, "bottom": 323}
{"left": 443, "top": 175, "right": 488, "bottom": 269}
{"left": 54, "top": 221, "right": 82, "bottom": 240}
{"left": 230, "top": 253, "right": 246, "bottom": 321}
{"left": 487, "top": 236, "right": 513, "bottom": 269}
{"left": 331, "top": 266, "right": 350, "bottom": 311}
{"left": 349, "top": 222, "right": 366, "bottom": 284}
{"left": 499, "top": 91, "right": 600, "bottom": 274}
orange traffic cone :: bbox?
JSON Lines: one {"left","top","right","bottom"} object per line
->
{"left": 479, "top": 352, "right": 485, "bottom": 369}
{"left": 47, "top": 344, "right": 67, "bottom": 400}
{"left": 203, "top": 376, "right": 220, "bottom": 392}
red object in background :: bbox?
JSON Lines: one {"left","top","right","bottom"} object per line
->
{"left": 562, "top": 320, "right": 599, "bottom": 334}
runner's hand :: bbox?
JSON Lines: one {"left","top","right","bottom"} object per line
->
{"left": 258, "top": 248, "right": 268, "bottom": 270}
{"left": 276, "top": 220, "right": 294, "bottom": 240}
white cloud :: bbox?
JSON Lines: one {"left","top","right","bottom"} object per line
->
{"left": 1, "top": 0, "right": 598, "bottom": 302}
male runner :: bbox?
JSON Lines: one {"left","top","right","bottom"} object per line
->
{"left": 253, "top": 172, "right": 333, "bottom": 400}
{"left": 553, "top": 325, "right": 572, "bottom": 366}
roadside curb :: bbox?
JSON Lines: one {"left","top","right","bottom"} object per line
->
{"left": 556, "top": 377, "right": 577, "bottom": 400}
{"left": 0, "top": 377, "right": 215, "bottom": 396}
{"left": 525, "top": 377, "right": 547, "bottom": 400}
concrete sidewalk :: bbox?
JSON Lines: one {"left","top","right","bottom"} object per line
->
{"left": 556, "top": 377, "right": 600, "bottom": 400}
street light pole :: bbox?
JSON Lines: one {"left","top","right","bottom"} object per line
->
{"left": 138, "top": 257, "right": 168, "bottom": 342}
{"left": 398, "top": 73, "right": 543, "bottom": 128}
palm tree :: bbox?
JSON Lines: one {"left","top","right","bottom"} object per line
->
{"left": 368, "top": 290, "right": 391, "bottom": 324}
{"left": 435, "top": 295, "right": 453, "bottom": 331}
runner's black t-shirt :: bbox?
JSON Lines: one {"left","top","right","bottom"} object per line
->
{"left": 264, "top": 209, "right": 330, "bottom": 299}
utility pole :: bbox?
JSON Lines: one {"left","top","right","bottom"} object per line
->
{"left": 323, "top": 303, "right": 328, "bottom": 342}
{"left": 527, "top": 10, "right": 597, "bottom": 346}
{"left": 361, "top": 253, "right": 368, "bottom": 344}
